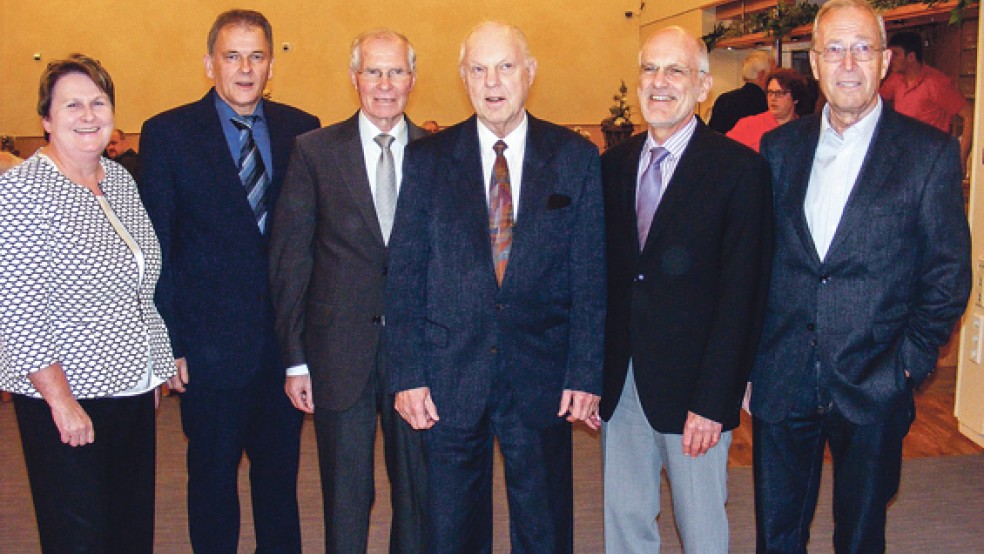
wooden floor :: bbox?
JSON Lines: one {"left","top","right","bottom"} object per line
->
{"left": 0, "top": 364, "right": 979, "bottom": 553}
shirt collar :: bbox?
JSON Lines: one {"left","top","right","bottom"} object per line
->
{"left": 820, "top": 96, "right": 882, "bottom": 141}
{"left": 213, "top": 91, "right": 266, "bottom": 123}
{"left": 645, "top": 115, "right": 697, "bottom": 161}
{"left": 359, "top": 111, "right": 408, "bottom": 144}
{"left": 477, "top": 112, "right": 529, "bottom": 153}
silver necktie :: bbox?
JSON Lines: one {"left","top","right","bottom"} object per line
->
{"left": 374, "top": 133, "right": 397, "bottom": 243}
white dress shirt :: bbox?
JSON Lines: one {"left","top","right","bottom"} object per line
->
{"left": 637, "top": 115, "right": 698, "bottom": 197}
{"left": 359, "top": 111, "right": 409, "bottom": 201}
{"left": 477, "top": 114, "right": 527, "bottom": 217}
{"left": 804, "top": 99, "right": 882, "bottom": 261}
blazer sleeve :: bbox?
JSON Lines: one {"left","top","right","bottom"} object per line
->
{"left": 691, "top": 154, "right": 774, "bottom": 423}
{"left": 268, "top": 139, "right": 318, "bottom": 369}
{"left": 899, "top": 137, "right": 971, "bottom": 386}
{"left": 563, "top": 147, "right": 607, "bottom": 394}
{"left": 0, "top": 175, "right": 58, "bottom": 375}
{"left": 138, "top": 117, "right": 183, "bottom": 358}
{"left": 385, "top": 146, "right": 432, "bottom": 394}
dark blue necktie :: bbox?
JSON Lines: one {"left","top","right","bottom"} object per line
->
{"left": 231, "top": 115, "right": 270, "bottom": 233}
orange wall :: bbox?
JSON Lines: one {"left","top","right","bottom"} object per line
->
{"left": 0, "top": 0, "right": 640, "bottom": 136}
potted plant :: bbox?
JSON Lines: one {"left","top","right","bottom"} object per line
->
{"left": 601, "top": 80, "right": 635, "bottom": 150}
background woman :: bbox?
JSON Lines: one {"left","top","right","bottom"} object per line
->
{"left": 0, "top": 54, "right": 178, "bottom": 553}
{"left": 727, "top": 68, "right": 808, "bottom": 152}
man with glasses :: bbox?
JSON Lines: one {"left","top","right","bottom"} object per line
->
{"left": 140, "top": 9, "right": 320, "bottom": 552}
{"left": 268, "top": 29, "right": 427, "bottom": 554}
{"left": 600, "top": 26, "right": 772, "bottom": 553}
{"left": 750, "top": 1, "right": 970, "bottom": 551}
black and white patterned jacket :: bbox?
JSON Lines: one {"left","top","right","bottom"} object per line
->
{"left": 0, "top": 153, "right": 176, "bottom": 398}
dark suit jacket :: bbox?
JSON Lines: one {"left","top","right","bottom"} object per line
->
{"left": 599, "top": 123, "right": 773, "bottom": 433}
{"left": 139, "top": 89, "right": 320, "bottom": 389}
{"left": 708, "top": 82, "right": 768, "bottom": 134}
{"left": 114, "top": 149, "right": 141, "bottom": 184}
{"left": 385, "top": 114, "right": 606, "bottom": 430}
{"left": 269, "top": 113, "right": 426, "bottom": 411}
{"left": 751, "top": 106, "right": 971, "bottom": 425}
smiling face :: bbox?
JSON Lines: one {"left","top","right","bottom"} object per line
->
{"left": 205, "top": 24, "right": 273, "bottom": 115}
{"left": 42, "top": 72, "right": 114, "bottom": 162}
{"left": 460, "top": 23, "right": 536, "bottom": 138}
{"left": 637, "top": 28, "right": 712, "bottom": 144}
{"left": 350, "top": 36, "right": 416, "bottom": 132}
{"left": 810, "top": 5, "right": 890, "bottom": 133}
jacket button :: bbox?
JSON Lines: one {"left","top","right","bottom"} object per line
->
{"left": 820, "top": 275, "right": 829, "bottom": 284}
{"left": 810, "top": 338, "right": 818, "bottom": 347}
{"left": 490, "top": 346, "right": 498, "bottom": 354}
{"left": 371, "top": 315, "right": 383, "bottom": 325}
{"left": 496, "top": 303, "right": 505, "bottom": 311}
{"left": 635, "top": 273, "right": 645, "bottom": 282}
{"left": 807, "top": 323, "right": 815, "bottom": 331}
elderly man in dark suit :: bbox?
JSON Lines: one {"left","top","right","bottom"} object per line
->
{"left": 139, "top": 9, "right": 319, "bottom": 553}
{"left": 386, "top": 21, "right": 605, "bottom": 553}
{"left": 751, "top": 1, "right": 971, "bottom": 552}
{"left": 268, "top": 29, "right": 427, "bottom": 554}
{"left": 600, "top": 26, "right": 772, "bottom": 553}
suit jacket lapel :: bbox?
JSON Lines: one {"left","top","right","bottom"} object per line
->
{"left": 453, "top": 116, "right": 496, "bottom": 274}
{"left": 618, "top": 133, "right": 648, "bottom": 254}
{"left": 196, "top": 92, "right": 258, "bottom": 224}
{"left": 640, "top": 122, "right": 708, "bottom": 258}
{"left": 783, "top": 115, "right": 823, "bottom": 266}
{"left": 333, "top": 113, "right": 386, "bottom": 245}
{"left": 823, "top": 109, "right": 900, "bottom": 261}
{"left": 507, "top": 115, "right": 555, "bottom": 278}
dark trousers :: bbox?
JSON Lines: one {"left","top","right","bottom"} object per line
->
{"left": 753, "top": 400, "right": 913, "bottom": 554}
{"left": 14, "top": 391, "right": 156, "bottom": 554}
{"left": 180, "top": 369, "right": 304, "bottom": 554}
{"left": 423, "top": 385, "right": 573, "bottom": 554}
{"left": 314, "top": 362, "right": 427, "bottom": 554}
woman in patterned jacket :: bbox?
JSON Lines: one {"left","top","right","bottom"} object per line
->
{"left": 0, "top": 54, "right": 179, "bottom": 554}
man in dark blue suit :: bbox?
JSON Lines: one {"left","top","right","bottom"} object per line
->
{"left": 751, "top": 1, "right": 971, "bottom": 552}
{"left": 386, "top": 21, "right": 606, "bottom": 554}
{"left": 139, "top": 9, "right": 320, "bottom": 553}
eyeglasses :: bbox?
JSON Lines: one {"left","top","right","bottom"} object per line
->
{"left": 814, "top": 42, "right": 883, "bottom": 63}
{"left": 639, "top": 63, "right": 705, "bottom": 82}
{"left": 766, "top": 89, "right": 791, "bottom": 98}
{"left": 358, "top": 68, "right": 412, "bottom": 82}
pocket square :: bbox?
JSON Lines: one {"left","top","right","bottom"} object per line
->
{"left": 547, "top": 194, "right": 571, "bottom": 209}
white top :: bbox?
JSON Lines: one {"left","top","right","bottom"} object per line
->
{"left": 477, "top": 114, "right": 528, "bottom": 218}
{"left": 358, "top": 111, "right": 409, "bottom": 201}
{"left": 804, "top": 99, "right": 883, "bottom": 261}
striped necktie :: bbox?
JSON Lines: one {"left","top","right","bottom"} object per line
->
{"left": 489, "top": 140, "right": 513, "bottom": 286}
{"left": 231, "top": 115, "right": 271, "bottom": 233}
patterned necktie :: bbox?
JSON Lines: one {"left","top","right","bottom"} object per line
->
{"left": 636, "top": 146, "right": 670, "bottom": 250}
{"left": 489, "top": 140, "right": 513, "bottom": 286}
{"left": 374, "top": 133, "right": 397, "bottom": 244}
{"left": 231, "top": 115, "right": 271, "bottom": 233}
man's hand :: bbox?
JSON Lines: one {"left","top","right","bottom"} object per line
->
{"left": 395, "top": 387, "right": 439, "bottom": 430}
{"left": 285, "top": 375, "right": 314, "bottom": 414}
{"left": 558, "top": 390, "right": 601, "bottom": 431}
{"left": 682, "top": 411, "right": 723, "bottom": 457}
{"left": 167, "top": 357, "right": 189, "bottom": 393}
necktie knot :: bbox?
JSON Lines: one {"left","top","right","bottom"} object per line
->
{"left": 493, "top": 140, "right": 507, "bottom": 156}
{"left": 375, "top": 133, "right": 395, "bottom": 150}
{"left": 648, "top": 146, "right": 670, "bottom": 169}
{"left": 231, "top": 115, "right": 258, "bottom": 132}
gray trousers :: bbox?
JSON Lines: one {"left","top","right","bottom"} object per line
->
{"left": 602, "top": 365, "right": 731, "bottom": 554}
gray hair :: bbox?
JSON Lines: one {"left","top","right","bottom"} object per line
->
{"left": 637, "top": 26, "right": 710, "bottom": 74}
{"left": 813, "top": 0, "right": 887, "bottom": 48}
{"left": 349, "top": 29, "right": 416, "bottom": 73}
{"left": 458, "top": 21, "right": 535, "bottom": 72}
{"left": 742, "top": 50, "right": 773, "bottom": 81}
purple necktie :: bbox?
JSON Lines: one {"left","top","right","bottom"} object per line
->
{"left": 636, "top": 146, "right": 670, "bottom": 250}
